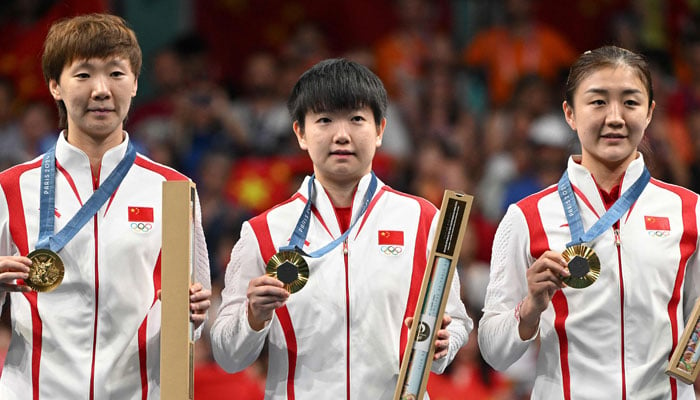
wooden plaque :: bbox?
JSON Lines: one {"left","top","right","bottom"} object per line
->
{"left": 666, "top": 297, "right": 700, "bottom": 385}
{"left": 161, "top": 180, "right": 196, "bottom": 399}
{"left": 394, "top": 190, "right": 473, "bottom": 400}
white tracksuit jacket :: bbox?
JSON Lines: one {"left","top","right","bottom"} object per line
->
{"left": 0, "top": 133, "right": 210, "bottom": 399}
{"left": 210, "top": 173, "right": 472, "bottom": 400}
{"left": 479, "top": 155, "right": 700, "bottom": 399}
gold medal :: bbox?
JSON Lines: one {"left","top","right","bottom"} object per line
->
{"left": 561, "top": 244, "right": 600, "bottom": 289}
{"left": 266, "top": 251, "right": 309, "bottom": 293}
{"left": 26, "top": 249, "right": 64, "bottom": 292}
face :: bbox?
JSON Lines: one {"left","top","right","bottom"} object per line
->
{"left": 49, "top": 56, "right": 138, "bottom": 145}
{"left": 563, "top": 65, "right": 654, "bottom": 172}
{"left": 294, "top": 106, "right": 385, "bottom": 187}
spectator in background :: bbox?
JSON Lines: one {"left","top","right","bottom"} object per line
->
{"left": 476, "top": 74, "right": 559, "bottom": 223}
{"left": 462, "top": 0, "right": 577, "bottom": 108}
{"left": 500, "top": 112, "right": 573, "bottom": 212}
{"left": 16, "top": 100, "right": 56, "bottom": 157}
{"left": 0, "top": 77, "right": 23, "bottom": 170}
{"left": 229, "top": 52, "right": 293, "bottom": 156}
{"left": 374, "top": 0, "right": 437, "bottom": 122}
{"left": 126, "top": 45, "right": 186, "bottom": 163}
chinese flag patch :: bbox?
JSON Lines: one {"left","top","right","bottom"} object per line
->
{"left": 129, "top": 206, "right": 154, "bottom": 222}
{"left": 644, "top": 216, "right": 670, "bottom": 231}
{"left": 378, "top": 230, "right": 404, "bottom": 245}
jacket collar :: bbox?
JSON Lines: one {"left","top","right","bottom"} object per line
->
{"left": 298, "top": 172, "right": 384, "bottom": 237}
{"left": 566, "top": 153, "right": 646, "bottom": 214}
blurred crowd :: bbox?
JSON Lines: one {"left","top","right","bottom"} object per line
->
{"left": 2, "top": 0, "right": 700, "bottom": 398}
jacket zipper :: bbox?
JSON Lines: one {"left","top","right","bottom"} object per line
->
{"left": 344, "top": 238, "right": 350, "bottom": 400}
{"left": 614, "top": 225, "right": 626, "bottom": 399}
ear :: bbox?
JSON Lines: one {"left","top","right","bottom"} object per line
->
{"left": 375, "top": 117, "right": 387, "bottom": 147}
{"left": 293, "top": 120, "right": 307, "bottom": 150}
{"left": 562, "top": 101, "right": 576, "bottom": 131}
{"left": 49, "top": 79, "right": 62, "bottom": 101}
{"left": 131, "top": 77, "right": 138, "bottom": 98}
{"left": 645, "top": 100, "right": 655, "bottom": 128}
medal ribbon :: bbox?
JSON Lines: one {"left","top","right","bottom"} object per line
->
{"left": 558, "top": 167, "right": 650, "bottom": 247}
{"left": 35, "top": 141, "right": 136, "bottom": 252}
{"left": 279, "top": 172, "right": 377, "bottom": 258}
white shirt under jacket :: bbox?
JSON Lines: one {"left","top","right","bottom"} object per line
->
{"left": 479, "top": 155, "right": 700, "bottom": 399}
{"left": 211, "top": 173, "right": 472, "bottom": 400}
{"left": 0, "top": 132, "right": 211, "bottom": 400}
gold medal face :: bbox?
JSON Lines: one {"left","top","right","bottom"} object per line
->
{"left": 561, "top": 244, "right": 600, "bottom": 289}
{"left": 26, "top": 249, "right": 64, "bottom": 292}
{"left": 266, "top": 251, "right": 309, "bottom": 294}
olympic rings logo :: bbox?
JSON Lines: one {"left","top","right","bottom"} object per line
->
{"left": 647, "top": 230, "right": 669, "bottom": 238}
{"left": 131, "top": 222, "right": 153, "bottom": 233}
{"left": 380, "top": 245, "right": 403, "bottom": 255}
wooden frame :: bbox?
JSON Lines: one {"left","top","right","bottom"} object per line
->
{"left": 160, "top": 180, "right": 197, "bottom": 399}
{"left": 666, "top": 297, "right": 700, "bottom": 385}
{"left": 394, "top": 191, "right": 473, "bottom": 400}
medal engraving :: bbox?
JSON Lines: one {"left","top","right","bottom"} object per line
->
{"left": 561, "top": 244, "right": 600, "bottom": 289}
{"left": 26, "top": 249, "right": 64, "bottom": 292}
{"left": 266, "top": 251, "right": 309, "bottom": 293}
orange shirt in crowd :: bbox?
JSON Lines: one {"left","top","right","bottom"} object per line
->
{"left": 463, "top": 25, "right": 577, "bottom": 107}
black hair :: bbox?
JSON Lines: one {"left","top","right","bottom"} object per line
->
{"left": 287, "top": 58, "right": 388, "bottom": 130}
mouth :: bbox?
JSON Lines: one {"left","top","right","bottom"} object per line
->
{"left": 600, "top": 133, "right": 627, "bottom": 139}
{"left": 330, "top": 150, "right": 354, "bottom": 156}
{"left": 87, "top": 107, "right": 115, "bottom": 113}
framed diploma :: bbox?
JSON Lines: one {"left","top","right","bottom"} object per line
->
{"left": 666, "top": 297, "right": 700, "bottom": 385}
{"left": 161, "top": 180, "right": 197, "bottom": 399}
{"left": 394, "top": 190, "right": 473, "bottom": 400}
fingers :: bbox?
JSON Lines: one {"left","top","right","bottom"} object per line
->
{"left": 190, "top": 288, "right": 212, "bottom": 314}
{"left": 433, "top": 327, "right": 450, "bottom": 360}
{"left": 440, "top": 314, "right": 452, "bottom": 329}
{"left": 0, "top": 256, "right": 32, "bottom": 292}
{"left": 528, "top": 251, "right": 569, "bottom": 291}
{"left": 246, "top": 275, "right": 290, "bottom": 330}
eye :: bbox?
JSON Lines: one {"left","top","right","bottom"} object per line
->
{"left": 316, "top": 117, "right": 332, "bottom": 124}
{"left": 624, "top": 99, "right": 641, "bottom": 107}
{"left": 110, "top": 70, "right": 127, "bottom": 78}
{"left": 590, "top": 99, "right": 605, "bottom": 106}
{"left": 75, "top": 72, "right": 90, "bottom": 79}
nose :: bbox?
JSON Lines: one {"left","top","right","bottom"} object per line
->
{"left": 333, "top": 122, "right": 350, "bottom": 143}
{"left": 606, "top": 102, "right": 624, "bottom": 127}
{"left": 92, "top": 76, "right": 111, "bottom": 100}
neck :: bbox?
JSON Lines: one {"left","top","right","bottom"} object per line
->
{"left": 582, "top": 157, "right": 633, "bottom": 193}
{"left": 317, "top": 178, "right": 358, "bottom": 208}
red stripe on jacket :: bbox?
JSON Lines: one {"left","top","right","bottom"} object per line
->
{"left": 249, "top": 193, "right": 302, "bottom": 400}
{"left": 517, "top": 187, "right": 572, "bottom": 399}
{"left": 652, "top": 180, "right": 698, "bottom": 399}
{"left": 0, "top": 160, "right": 43, "bottom": 400}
